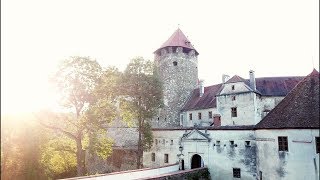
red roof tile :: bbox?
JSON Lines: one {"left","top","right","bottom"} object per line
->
{"left": 181, "top": 84, "right": 223, "bottom": 111}
{"left": 226, "top": 75, "right": 246, "bottom": 83}
{"left": 255, "top": 70, "right": 319, "bottom": 129}
{"left": 154, "top": 28, "right": 199, "bottom": 55}
{"left": 181, "top": 76, "right": 304, "bottom": 111}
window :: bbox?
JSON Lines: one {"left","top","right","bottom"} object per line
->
{"left": 232, "top": 96, "right": 236, "bottom": 101}
{"left": 173, "top": 61, "right": 177, "bottom": 66}
{"left": 189, "top": 113, "right": 192, "bottom": 120}
{"left": 151, "top": 153, "right": 155, "bottom": 162}
{"left": 216, "top": 140, "right": 221, "bottom": 146}
{"left": 164, "top": 154, "right": 169, "bottom": 163}
{"left": 230, "top": 140, "right": 234, "bottom": 146}
{"left": 232, "top": 85, "right": 235, "bottom": 90}
{"left": 245, "top": 141, "right": 251, "bottom": 147}
{"left": 170, "top": 140, "right": 173, "bottom": 145}
{"left": 162, "top": 139, "right": 165, "bottom": 145}
{"left": 198, "top": 112, "right": 202, "bottom": 120}
{"left": 231, "top": 107, "right": 237, "bottom": 117}
{"left": 259, "top": 171, "right": 262, "bottom": 180}
{"left": 208, "top": 111, "right": 212, "bottom": 118}
{"left": 233, "top": 168, "right": 241, "bottom": 178}
{"left": 316, "top": 137, "right": 320, "bottom": 154}
{"left": 278, "top": 136, "right": 288, "bottom": 151}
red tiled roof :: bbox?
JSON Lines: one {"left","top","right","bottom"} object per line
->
{"left": 226, "top": 75, "right": 246, "bottom": 83}
{"left": 154, "top": 28, "right": 199, "bottom": 55}
{"left": 255, "top": 69, "right": 319, "bottom": 129}
{"left": 181, "top": 84, "right": 223, "bottom": 111}
{"left": 255, "top": 76, "right": 304, "bottom": 96}
{"left": 181, "top": 76, "right": 304, "bottom": 111}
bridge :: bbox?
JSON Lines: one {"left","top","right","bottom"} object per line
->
{"left": 62, "top": 163, "right": 210, "bottom": 180}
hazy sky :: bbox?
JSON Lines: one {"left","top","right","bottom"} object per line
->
{"left": 2, "top": 0, "right": 319, "bottom": 114}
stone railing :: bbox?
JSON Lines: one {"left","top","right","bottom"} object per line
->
{"left": 61, "top": 163, "right": 179, "bottom": 180}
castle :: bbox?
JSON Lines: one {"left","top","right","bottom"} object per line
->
{"left": 142, "top": 29, "right": 320, "bottom": 180}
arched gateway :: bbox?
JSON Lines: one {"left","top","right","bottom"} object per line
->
{"left": 191, "top": 154, "right": 203, "bottom": 169}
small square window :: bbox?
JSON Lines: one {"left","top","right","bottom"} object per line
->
{"left": 245, "top": 141, "right": 251, "bottom": 146}
{"left": 189, "top": 113, "right": 192, "bottom": 120}
{"left": 208, "top": 111, "right": 212, "bottom": 118}
{"left": 233, "top": 168, "right": 241, "bottom": 178}
{"left": 170, "top": 140, "right": 173, "bottom": 145}
{"left": 230, "top": 140, "right": 234, "bottom": 146}
{"left": 198, "top": 112, "right": 202, "bottom": 120}
{"left": 232, "top": 96, "right": 236, "bottom": 101}
{"left": 173, "top": 61, "right": 177, "bottom": 66}
{"left": 216, "top": 140, "right": 221, "bottom": 146}
{"left": 151, "top": 153, "right": 155, "bottom": 162}
{"left": 316, "top": 137, "right": 320, "bottom": 154}
{"left": 164, "top": 154, "right": 169, "bottom": 163}
{"left": 278, "top": 136, "right": 288, "bottom": 151}
{"left": 231, "top": 107, "right": 237, "bottom": 117}
{"left": 232, "top": 85, "right": 235, "bottom": 90}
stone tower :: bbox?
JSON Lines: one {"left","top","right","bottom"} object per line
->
{"left": 153, "top": 28, "right": 199, "bottom": 127}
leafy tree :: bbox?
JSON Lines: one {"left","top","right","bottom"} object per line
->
{"left": 119, "top": 57, "right": 163, "bottom": 168}
{"left": 1, "top": 114, "right": 48, "bottom": 180}
{"left": 39, "top": 56, "right": 116, "bottom": 176}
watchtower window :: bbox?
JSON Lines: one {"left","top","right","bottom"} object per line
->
{"left": 173, "top": 61, "right": 177, "bottom": 66}
{"left": 151, "top": 153, "right": 155, "bottom": 162}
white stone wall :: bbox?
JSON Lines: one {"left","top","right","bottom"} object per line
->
{"left": 217, "top": 92, "right": 257, "bottom": 126}
{"left": 144, "top": 129, "right": 258, "bottom": 180}
{"left": 181, "top": 108, "right": 218, "bottom": 127}
{"left": 219, "top": 82, "right": 251, "bottom": 95}
{"left": 255, "top": 129, "right": 320, "bottom": 180}
{"left": 256, "top": 96, "right": 284, "bottom": 121}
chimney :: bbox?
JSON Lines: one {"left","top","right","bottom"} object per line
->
{"left": 199, "top": 80, "right": 204, "bottom": 97}
{"left": 222, "top": 74, "right": 230, "bottom": 83}
{"left": 213, "top": 114, "right": 221, "bottom": 127}
{"left": 249, "top": 70, "right": 256, "bottom": 91}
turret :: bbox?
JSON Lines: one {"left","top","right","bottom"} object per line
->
{"left": 153, "top": 28, "right": 199, "bottom": 127}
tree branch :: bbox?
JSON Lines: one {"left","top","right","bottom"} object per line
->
{"left": 39, "top": 121, "right": 77, "bottom": 140}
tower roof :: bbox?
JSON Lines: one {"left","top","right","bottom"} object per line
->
{"left": 154, "top": 28, "right": 199, "bottom": 55}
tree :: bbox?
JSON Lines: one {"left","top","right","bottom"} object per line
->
{"left": 119, "top": 57, "right": 163, "bottom": 168}
{"left": 1, "top": 114, "right": 48, "bottom": 180}
{"left": 39, "top": 56, "right": 115, "bottom": 176}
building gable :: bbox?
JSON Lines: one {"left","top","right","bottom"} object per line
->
{"left": 181, "top": 128, "right": 211, "bottom": 142}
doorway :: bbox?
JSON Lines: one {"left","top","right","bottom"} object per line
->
{"left": 191, "top": 154, "right": 202, "bottom": 169}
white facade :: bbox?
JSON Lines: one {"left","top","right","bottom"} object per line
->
{"left": 255, "top": 129, "right": 319, "bottom": 180}
{"left": 144, "top": 129, "right": 259, "bottom": 180}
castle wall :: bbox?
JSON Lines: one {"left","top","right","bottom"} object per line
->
{"left": 255, "top": 129, "right": 319, "bottom": 180}
{"left": 180, "top": 108, "right": 218, "bottom": 127}
{"left": 144, "top": 129, "right": 257, "bottom": 180}
{"left": 152, "top": 47, "right": 198, "bottom": 128}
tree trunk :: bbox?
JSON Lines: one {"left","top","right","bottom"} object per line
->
{"left": 76, "top": 138, "right": 86, "bottom": 176}
{"left": 136, "top": 120, "right": 142, "bottom": 169}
